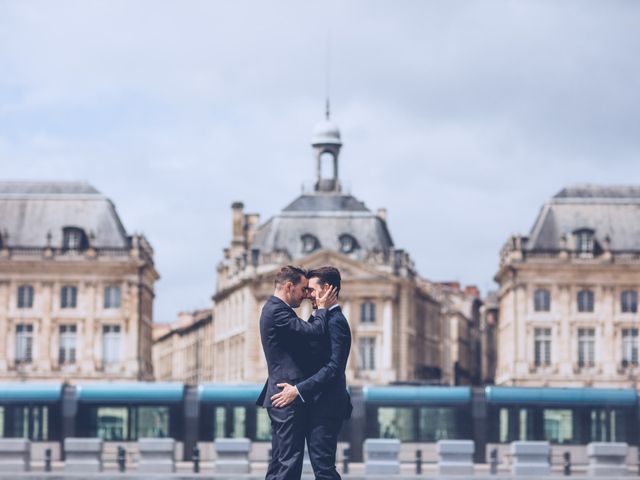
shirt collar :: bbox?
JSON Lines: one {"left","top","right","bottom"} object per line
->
{"left": 311, "top": 304, "right": 340, "bottom": 316}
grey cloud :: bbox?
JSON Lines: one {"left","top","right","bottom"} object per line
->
{"left": 1, "top": 1, "right": 639, "bottom": 322}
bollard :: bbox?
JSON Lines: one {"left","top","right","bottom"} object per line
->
{"left": 415, "top": 449, "right": 422, "bottom": 475}
{"left": 490, "top": 448, "right": 498, "bottom": 475}
{"left": 117, "top": 446, "right": 126, "bottom": 473}
{"left": 563, "top": 451, "right": 571, "bottom": 476}
{"left": 343, "top": 447, "right": 350, "bottom": 474}
{"left": 44, "top": 448, "right": 52, "bottom": 472}
{"left": 192, "top": 446, "right": 200, "bottom": 473}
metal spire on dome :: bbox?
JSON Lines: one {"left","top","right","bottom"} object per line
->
{"left": 325, "top": 31, "right": 331, "bottom": 121}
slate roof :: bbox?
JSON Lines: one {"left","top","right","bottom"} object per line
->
{"left": 251, "top": 193, "right": 394, "bottom": 260}
{"left": 0, "top": 181, "right": 129, "bottom": 248}
{"left": 527, "top": 185, "right": 640, "bottom": 251}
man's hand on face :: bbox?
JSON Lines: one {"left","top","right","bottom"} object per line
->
{"left": 317, "top": 286, "right": 338, "bottom": 309}
{"left": 270, "top": 383, "right": 298, "bottom": 408}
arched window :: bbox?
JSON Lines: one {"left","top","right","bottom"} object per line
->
{"left": 621, "top": 290, "right": 638, "bottom": 313}
{"left": 339, "top": 234, "right": 359, "bottom": 254}
{"left": 17, "top": 285, "right": 34, "bottom": 309}
{"left": 577, "top": 289, "right": 594, "bottom": 313}
{"left": 574, "top": 228, "right": 595, "bottom": 256}
{"left": 533, "top": 288, "right": 551, "bottom": 312}
{"left": 301, "top": 234, "right": 320, "bottom": 254}
{"left": 62, "top": 227, "right": 87, "bottom": 252}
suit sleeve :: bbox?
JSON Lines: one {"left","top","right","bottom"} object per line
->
{"left": 295, "top": 316, "right": 350, "bottom": 399}
{"left": 273, "top": 304, "right": 327, "bottom": 337}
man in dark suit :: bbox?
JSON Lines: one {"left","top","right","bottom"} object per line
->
{"left": 257, "top": 265, "right": 338, "bottom": 480}
{"left": 271, "top": 266, "right": 352, "bottom": 480}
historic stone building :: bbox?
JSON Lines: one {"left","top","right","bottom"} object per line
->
{"left": 0, "top": 181, "right": 158, "bottom": 381}
{"left": 495, "top": 185, "right": 640, "bottom": 387}
{"left": 153, "top": 309, "right": 214, "bottom": 384}
{"left": 432, "top": 282, "right": 483, "bottom": 386}
{"left": 210, "top": 114, "right": 482, "bottom": 386}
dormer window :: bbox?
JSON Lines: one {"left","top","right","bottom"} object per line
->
{"left": 63, "top": 227, "right": 87, "bottom": 252}
{"left": 574, "top": 229, "right": 595, "bottom": 256}
{"left": 301, "top": 234, "right": 320, "bottom": 254}
{"left": 339, "top": 234, "right": 359, "bottom": 254}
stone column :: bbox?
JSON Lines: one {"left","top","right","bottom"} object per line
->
{"left": 514, "top": 284, "right": 528, "bottom": 376}
{"left": 558, "top": 284, "right": 572, "bottom": 374}
{"left": 382, "top": 299, "right": 393, "bottom": 370}
{"left": 600, "top": 285, "right": 616, "bottom": 376}
{"left": 82, "top": 281, "right": 96, "bottom": 374}
{"left": 126, "top": 280, "right": 140, "bottom": 375}
{"left": 38, "top": 281, "right": 52, "bottom": 372}
{"left": 0, "top": 281, "right": 9, "bottom": 371}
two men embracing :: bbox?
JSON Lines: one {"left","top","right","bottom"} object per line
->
{"left": 257, "top": 265, "right": 353, "bottom": 480}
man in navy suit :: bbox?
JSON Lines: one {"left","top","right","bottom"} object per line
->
{"left": 257, "top": 265, "right": 338, "bottom": 480}
{"left": 271, "top": 266, "right": 352, "bottom": 480}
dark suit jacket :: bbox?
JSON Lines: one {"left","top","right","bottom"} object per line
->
{"left": 296, "top": 306, "right": 352, "bottom": 419}
{"left": 256, "top": 295, "right": 329, "bottom": 408}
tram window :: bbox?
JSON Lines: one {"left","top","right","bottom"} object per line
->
{"left": 418, "top": 407, "right": 457, "bottom": 441}
{"left": 13, "top": 407, "right": 29, "bottom": 438}
{"left": 256, "top": 408, "right": 271, "bottom": 441}
{"left": 41, "top": 407, "right": 49, "bottom": 441}
{"left": 590, "top": 409, "right": 627, "bottom": 443}
{"left": 498, "top": 408, "right": 534, "bottom": 442}
{"left": 232, "top": 407, "right": 246, "bottom": 438}
{"left": 33, "top": 407, "right": 41, "bottom": 440}
{"left": 137, "top": 407, "right": 169, "bottom": 438}
{"left": 543, "top": 409, "right": 573, "bottom": 444}
{"left": 378, "top": 407, "right": 415, "bottom": 441}
{"left": 96, "top": 407, "right": 128, "bottom": 441}
{"left": 612, "top": 410, "right": 627, "bottom": 442}
{"left": 214, "top": 407, "right": 225, "bottom": 439}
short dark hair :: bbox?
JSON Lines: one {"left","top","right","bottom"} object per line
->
{"left": 274, "top": 265, "right": 307, "bottom": 288}
{"left": 307, "top": 266, "right": 341, "bottom": 295}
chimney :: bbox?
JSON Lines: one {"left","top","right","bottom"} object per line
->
{"left": 464, "top": 285, "right": 480, "bottom": 298}
{"left": 231, "top": 202, "right": 245, "bottom": 247}
{"left": 245, "top": 213, "right": 260, "bottom": 245}
{"left": 377, "top": 208, "right": 387, "bottom": 222}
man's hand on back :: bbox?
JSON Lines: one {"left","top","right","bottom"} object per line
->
{"left": 271, "top": 383, "right": 299, "bottom": 407}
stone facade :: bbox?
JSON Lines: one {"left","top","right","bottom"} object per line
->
{"left": 0, "top": 182, "right": 158, "bottom": 381}
{"left": 153, "top": 309, "right": 214, "bottom": 384}
{"left": 433, "top": 282, "right": 483, "bottom": 386}
{"left": 495, "top": 186, "right": 640, "bottom": 387}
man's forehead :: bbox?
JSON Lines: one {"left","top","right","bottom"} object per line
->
{"left": 299, "top": 276, "right": 309, "bottom": 286}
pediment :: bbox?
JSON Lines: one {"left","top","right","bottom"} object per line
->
{"left": 296, "top": 249, "right": 397, "bottom": 283}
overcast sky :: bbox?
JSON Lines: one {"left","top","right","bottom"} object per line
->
{"left": 1, "top": 1, "right": 639, "bottom": 323}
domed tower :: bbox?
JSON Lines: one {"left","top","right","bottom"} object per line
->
{"left": 311, "top": 102, "right": 343, "bottom": 193}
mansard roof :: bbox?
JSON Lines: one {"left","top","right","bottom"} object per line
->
{"left": 251, "top": 192, "right": 394, "bottom": 261}
{"left": 527, "top": 185, "right": 640, "bottom": 251}
{"left": 0, "top": 181, "right": 129, "bottom": 248}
